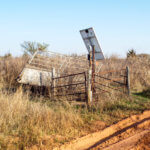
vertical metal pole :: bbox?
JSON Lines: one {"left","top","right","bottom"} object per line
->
{"left": 87, "top": 45, "right": 96, "bottom": 106}
{"left": 126, "top": 66, "right": 130, "bottom": 96}
{"left": 52, "top": 68, "right": 56, "bottom": 97}
{"left": 87, "top": 68, "right": 92, "bottom": 106}
{"left": 86, "top": 50, "right": 92, "bottom": 106}
{"left": 40, "top": 72, "right": 42, "bottom": 86}
{"left": 92, "top": 45, "right": 95, "bottom": 93}
{"left": 123, "top": 70, "right": 126, "bottom": 93}
{"left": 84, "top": 72, "right": 87, "bottom": 101}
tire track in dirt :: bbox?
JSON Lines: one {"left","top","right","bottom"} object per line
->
{"left": 90, "top": 115, "right": 150, "bottom": 149}
{"left": 54, "top": 110, "right": 150, "bottom": 150}
{"left": 102, "top": 130, "right": 150, "bottom": 150}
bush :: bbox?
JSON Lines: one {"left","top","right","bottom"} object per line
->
{"left": 127, "top": 49, "right": 136, "bottom": 58}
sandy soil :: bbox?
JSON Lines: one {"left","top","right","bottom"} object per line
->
{"left": 55, "top": 110, "right": 150, "bottom": 150}
{"left": 135, "top": 132, "right": 150, "bottom": 150}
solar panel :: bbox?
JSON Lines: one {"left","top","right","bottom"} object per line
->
{"left": 80, "top": 27, "right": 105, "bottom": 60}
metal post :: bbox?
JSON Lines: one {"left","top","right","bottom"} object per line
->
{"left": 87, "top": 45, "right": 95, "bottom": 106}
{"left": 52, "top": 68, "right": 56, "bottom": 97}
{"left": 84, "top": 72, "right": 87, "bottom": 101}
{"left": 87, "top": 68, "right": 92, "bottom": 106}
{"left": 92, "top": 45, "right": 95, "bottom": 92}
{"left": 126, "top": 66, "right": 130, "bottom": 96}
{"left": 40, "top": 72, "right": 42, "bottom": 86}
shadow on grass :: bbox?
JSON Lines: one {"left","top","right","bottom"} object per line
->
{"left": 133, "top": 89, "right": 150, "bottom": 99}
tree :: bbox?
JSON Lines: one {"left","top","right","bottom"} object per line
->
{"left": 21, "top": 41, "right": 49, "bottom": 56}
{"left": 127, "top": 49, "right": 136, "bottom": 58}
{"left": 4, "top": 53, "right": 12, "bottom": 58}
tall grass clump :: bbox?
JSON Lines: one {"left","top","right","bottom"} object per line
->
{"left": 0, "top": 88, "right": 84, "bottom": 149}
{"left": 0, "top": 56, "right": 28, "bottom": 89}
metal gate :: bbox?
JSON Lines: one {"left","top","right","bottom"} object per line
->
{"left": 51, "top": 72, "right": 87, "bottom": 101}
{"left": 93, "top": 67, "right": 130, "bottom": 101}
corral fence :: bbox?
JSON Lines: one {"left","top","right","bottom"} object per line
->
{"left": 93, "top": 67, "right": 130, "bottom": 102}
{"left": 51, "top": 71, "right": 87, "bottom": 101}
{"left": 50, "top": 66, "right": 130, "bottom": 104}
{"left": 17, "top": 50, "right": 130, "bottom": 105}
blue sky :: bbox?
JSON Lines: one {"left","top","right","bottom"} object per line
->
{"left": 0, "top": 0, "right": 150, "bottom": 57}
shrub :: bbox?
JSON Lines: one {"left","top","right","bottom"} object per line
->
{"left": 127, "top": 49, "right": 136, "bottom": 58}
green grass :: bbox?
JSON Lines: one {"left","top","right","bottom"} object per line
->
{"left": 75, "top": 92, "right": 150, "bottom": 126}
{"left": 134, "top": 88, "right": 150, "bottom": 99}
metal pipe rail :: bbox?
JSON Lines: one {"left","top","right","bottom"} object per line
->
{"left": 94, "top": 81, "right": 125, "bottom": 93}
{"left": 95, "top": 74, "right": 126, "bottom": 85}
{"left": 54, "top": 92, "right": 86, "bottom": 97}
{"left": 52, "top": 72, "right": 86, "bottom": 80}
{"left": 52, "top": 82, "right": 85, "bottom": 89}
{"left": 97, "top": 69, "right": 126, "bottom": 75}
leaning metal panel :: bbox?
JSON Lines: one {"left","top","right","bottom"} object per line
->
{"left": 31, "top": 51, "right": 89, "bottom": 75}
{"left": 18, "top": 50, "right": 89, "bottom": 86}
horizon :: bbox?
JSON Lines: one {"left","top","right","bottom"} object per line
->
{"left": 0, "top": 0, "right": 150, "bottom": 57}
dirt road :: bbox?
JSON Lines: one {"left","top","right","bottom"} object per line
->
{"left": 55, "top": 110, "right": 150, "bottom": 150}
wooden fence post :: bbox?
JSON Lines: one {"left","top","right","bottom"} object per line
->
{"left": 52, "top": 68, "right": 56, "bottom": 97}
{"left": 84, "top": 72, "right": 87, "bottom": 101}
{"left": 126, "top": 66, "right": 130, "bottom": 96}
{"left": 87, "top": 68, "right": 92, "bottom": 106}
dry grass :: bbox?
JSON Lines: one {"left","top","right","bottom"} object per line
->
{"left": 0, "top": 56, "right": 27, "bottom": 89}
{"left": 100, "top": 55, "right": 150, "bottom": 91}
{"left": 0, "top": 86, "right": 149, "bottom": 149}
{"left": 0, "top": 88, "right": 85, "bottom": 149}
{"left": 0, "top": 54, "right": 150, "bottom": 91}
{"left": 0, "top": 54, "right": 150, "bottom": 149}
